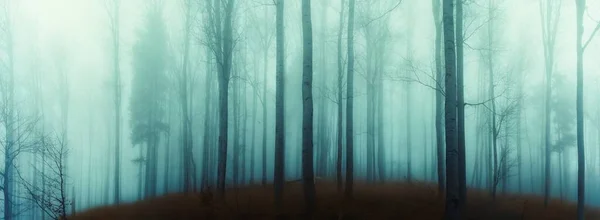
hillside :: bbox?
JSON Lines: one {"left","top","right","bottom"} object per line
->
{"left": 71, "top": 181, "right": 600, "bottom": 220}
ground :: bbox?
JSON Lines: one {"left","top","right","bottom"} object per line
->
{"left": 71, "top": 181, "right": 600, "bottom": 219}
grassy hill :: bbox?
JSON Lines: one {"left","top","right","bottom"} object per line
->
{"left": 71, "top": 181, "right": 600, "bottom": 219}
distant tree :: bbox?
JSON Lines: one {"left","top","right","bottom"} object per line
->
{"left": 179, "top": 0, "right": 194, "bottom": 194}
{"left": 539, "top": 0, "right": 561, "bottom": 207}
{"left": 130, "top": 4, "right": 169, "bottom": 199}
{"left": 575, "top": 0, "right": 600, "bottom": 218}
{"left": 103, "top": 0, "right": 122, "bottom": 204}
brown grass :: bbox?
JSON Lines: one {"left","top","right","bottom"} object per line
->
{"left": 71, "top": 181, "right": 600, "bottom": 220}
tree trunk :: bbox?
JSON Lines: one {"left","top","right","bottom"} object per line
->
{"left": 442, "top": 0, "right": 459, "bottom": 218}
{"left": 110, "top": 0, "right": 122, "bottom": 204}
{"left": 301, "top": 0, "right": 316, "bottom": 215}
{"left": 345, "top": 0, "right": 356, "bottom": 199}
{"left": 455, "top": 0, "right": 466, "bottom": 212}
{"left": 336, "top": 0, "right": 345, "bottom": 193}
{"left": 216, "top": 0, "right": 235, "bottom": 198}
{"left": 432, "top": 0, "right": 445, "bottom": 197}
{"left": 575, "top": 0, "right": 585, "bottom": 218}
{"left": 181, "top": 0, "right": 193, "bottom": 193}
{"left": 261, "top": 48, "right": 268, "bottom": 186}
{"left": 274, "top": 0, "right": 285, "bottom": 213}
{"left": 201, "top": 47, "right": 213, "bottom": 189}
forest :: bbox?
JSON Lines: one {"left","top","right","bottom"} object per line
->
{"left": 0, "top": 0, "right": 598, "bottom": 219}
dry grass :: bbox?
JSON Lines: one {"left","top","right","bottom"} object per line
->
{"left": 71, "top": 181, "right": 600, "bottom": 220}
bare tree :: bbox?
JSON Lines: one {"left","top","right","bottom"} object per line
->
{"left": 205, "top": 0, "right": 236, "bottom": 198}
{"left": 345, "top": 0, "right": 356, "bottom": 200}
{"left": 336, "top": 0, "right": 345, "bottom": 193}
{"left": 301, "top": 0, "right": 316, "bottom": 215}
{"left": 442, "top": 0, "right": 459, "bottom": 219}
{"left": 575, "top": 0, "right": 600, "bottom": 218}
{"left": 431, "top": 0, "right": 445, "bottom": 197}
{"left": 539, "top": 0, "right": 561, "bottom": 207}
{"left": 274, "top": 0, "right": 285, "bottom": 214}
{"left": 20, "top": 135, "right": 70, "bottom": 220}
{"left": 103, "top": 0, "right": 122, "bottom": 204}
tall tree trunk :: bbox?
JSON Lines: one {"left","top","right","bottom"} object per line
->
{"left": 181, "top": 0, "right": 193, "bottom": 193}
{"left": 442, "top": 0, "right": 459, "bottom": 218}
{"left": 216, "top": 0, "right": 235, "bottom": 198}
{"left": 274, "top": 0, "right": 285, "bottom": 213}
{"left": 345, "top": 0, "right": 356, "bottom": 199}
{"left": 406, "top": 77, "right": 412, "bottom": 183}
{"left": 487, "top": 0, "right": 499, "bottom": 199}
{"left": 377, "top": 64, "right": 385, "bottom": 183}
{"left": 336, "top": 0, "right": 345, "bottom": 193}
{"left": 455, "top": 0, "right": 466, "bottom": 212}
{"left": 432, "top": 0, "right": 445, "bottom": 197}
{"left": 250, "top": 55, "right": 258, "bottom": 185}
{"left": 301, "top": 0, "right": 316, "bottom": 215}
{"left": 233, "top": 65, "right": 240, "bottom": 187}
{"left": 201, "top": 47, "right": 213, "bottom": 189}
{"left": 575, "top": 0, "right": 586, "bottom": 218}
{"left": 109, "top": 0, "right": 122, "bottom": 205}
{"left": 261, "top": 48, "right": 268, "bottom": 186}
{"left": 539, "top": 0, "right": 560, "bottom": 206}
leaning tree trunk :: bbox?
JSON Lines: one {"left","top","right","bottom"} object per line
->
{"left": 442, "top": 0, "right": 459, "bottom": 219}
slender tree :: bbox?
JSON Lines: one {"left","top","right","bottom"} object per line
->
{"left": 539, "top": 0, "right": 561, "bottom": 206}
{"left": 274, "top": 0, "right": 285, "bottom": 213}
{"left": 455, "top": 0, "right": 466, "bottom": 212}
{"left": 432, "top": 0, "right": 445, "bottom": 197}
{"left": 104, "top": 0, "right": 122, "bottom": 204}
{"left": 345, "top": 0, "right": 356, "bottom": 199}
{"left": 336, "top": 0, "right": 345, "bottom": 192}
{"left": 206, "top": 0, "right": 236, "bottom": 198}
{"left": 301, "top": 0, "right": 316, "bottom": 215}
{"left": 442, "top": 0, "right": 459, "bottom": 219}
{"left": 575, "top": 0, "right": 600, "bottom": 218}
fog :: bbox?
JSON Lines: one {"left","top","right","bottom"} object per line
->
{"left": 0, "top": 0, "right": 599, "bottom": 218}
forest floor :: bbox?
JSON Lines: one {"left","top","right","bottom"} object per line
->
{"left": 71, "top": 180, "right": 600, "bottom": 220}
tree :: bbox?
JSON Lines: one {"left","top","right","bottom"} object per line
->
{"left": 301, "top": 0, "right": 316, "bottom": 215}
{"left": 0, "top": 1, "right": 17, "bottom": 217}
{"left": 442, "top": 0, "right": 459, "bottom": 219}
{"left": 336, "top": 0, "right": 345, "bottom": 193}
{"left": 575, "top": 0, "right": 600, "bottom": 218}
{"left": 20, "top": 135, "right": 71, "bottom": 220}
{"left": 274, "top": 0, "right": 285, "bottom": 214}
{"left": 103, "top": 0, "right": 122, "bottom": 204}
{"left": 179, "top": 0, "right": 194, "bottom": 194}
{"left": 455, "top": 0, "right": 466, "bottom": 212}
{"left": 539, "top": 0, "right": 561, "bottom": 206}
{"left": 130, "top": 4, "right": 169, "bottom": 198}
{"left": 345, "top": 0, "right": 356, "bottom": 199}
{"left": 432, "top": 0, "right": 445, "bottom": 197}
{"left": 205, "top": 0, "right": 236, "bottom": 198}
